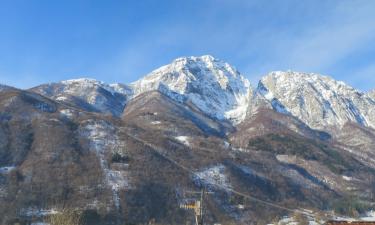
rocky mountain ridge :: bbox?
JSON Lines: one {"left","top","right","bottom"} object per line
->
{"left": 130, "top": 55, "right": 252, "bottom": 124}
{"left": 1, "top": 55, "right": 374, "bottom": 224}
{"left": 368, "top": 89, "right": 375, "bottom": 99}
{"left": 0, "top": 84, "right": 15, "bottom": 92}
{"left": 30, "top": 55, "right": 375, "bottom": 131}
{"left": 31, "top": 78, "right": 132, "bottom": 116}
{"left": 258, "top": 71, "right": 375, "bottom": 130}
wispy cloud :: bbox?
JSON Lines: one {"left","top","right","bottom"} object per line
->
{"left": 0, "top": 0, "right": 374, "bottom": 91}
{"left": 284, "top": 1, "right": 375, "bottom": 70}
{"left": 348, "top": 64, "right": 375, "bottom": 92}
{"left": 238, "top": 1, "right": 375, "bottom": 87}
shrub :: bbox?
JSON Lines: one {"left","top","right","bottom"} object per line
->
{"left": 331, "top": 196, "right": 370, "bottom": 217}
{"left": 45, "top": 209, "right": 83, "bottom": 225}
{"left": 111, "top": 152, "right": 129, "bottom": 163}
{"left": 293, "top": 212, "right": 309, "bottom": 225}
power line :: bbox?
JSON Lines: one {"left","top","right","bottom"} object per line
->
{"left": 123, "top": 131, "right": 322, "bottom": 218}
{"left": 42, "top": 97, "right": 334, "bottom": 219}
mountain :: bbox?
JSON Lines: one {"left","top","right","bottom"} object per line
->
{"left": 0, "top": 84, "right": 15, "bottom": 92}
{"left": 122, "top": 90, "right": 231, "bottom": 137}
{"left": 30, "top": 78, "right": 132, "bottom": 116}
{"left": 0, "top": 88, "right": 133, "bottom": 224}
{"left": 257, "top": 71, "right": 375, "bottom": 130}
{"left": 231, "top": 107, "right": 331, "bottom": 147}
{"left": 368, "top": 89, "right": 375, "bottom": 100}
{"left": 131, "top": 55, "right": 252, "bottom": 124}
{"left": 1, "top": 56, "right": 375, "bottom": 224}
{"left": 121, "top": 89, "right": 374, "bottom": 225}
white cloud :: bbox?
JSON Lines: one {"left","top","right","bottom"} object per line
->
{"left": 235, "top": 1, "right": 375, "bottom": 91}
{"left": 347, "top": 64, "right": 375, "bottom": 92}
{"left": 284, "top": 1, "right": 375, "bottom": 71}
{"left": 3, "top": 0, "right": 370, "bottom": 91}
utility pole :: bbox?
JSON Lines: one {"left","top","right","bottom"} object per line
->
{"left": 180, "top": 188, "right": 212, "bottom": 225}
{"left": 195, "top": 189, "right": 204, "bottom": 225}
{"left": 371, "top": 176, "right": 375, "bottom": 201}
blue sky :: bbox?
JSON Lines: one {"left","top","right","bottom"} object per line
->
{"left": 0, "top": 0, "right": 374, "bottom": 91}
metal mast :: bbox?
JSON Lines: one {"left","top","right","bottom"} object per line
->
{"left": 180, "top": 188, "right": 209, "bottom": 225}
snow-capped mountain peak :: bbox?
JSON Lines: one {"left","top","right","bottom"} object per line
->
{"left": 108, "top": 83, "right": 134, "bottom": 96}
{"left": 0, "top": 84, "right": 14, "bottom": 92}
{"left": 131, "top": 55, "right": 252, "bottom": 124}
{"left": 368, "top": 89, "right": 375, "bottom": 100}
{"left": 26, "top": 58, "right": 375, "bottom": 130}
{"left": 257, "top": 71, "right": 375, "bottom": 130}
{"left": 31, "top": 78, "right": 131, "bottom": 116}
{"left": 61, "top": 77, "right": 101, "bottom": 84}
{"left": 60, "top": 78, "right": 132, "bottom": 96}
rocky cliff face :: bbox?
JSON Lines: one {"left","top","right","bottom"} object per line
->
{"left": 368, "top": 89, "right": 375, "bottom": 100}
{"left": 0, "top": 56, "right": 374, "bottom": 224}
{"left": 257, "top": 71, "right": 375, "bottom": 130}
{"left": 31, "top": 78, "right": 132, "bottom": 116}
{"left": 0, "top": 84, "right": 15, "bottom": 92}
{"left": 131, "top": 55, "right": 252, "bottom": 124}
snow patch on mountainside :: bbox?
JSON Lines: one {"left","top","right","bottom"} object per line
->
{"left": 258, "top": 71, "right": 375, "bottom": 130}
{"left": 20, "top": 208, "right": 58, "bottom": 217}
{"left": 0, "top": 84, "right": 13, "bottom": 92}
{"left": 361, "top": 210, "right": 375, "bottom": 221}
{"left": 0, "top": 166, "right": 15, "bottom": 174}
{"left": 270, "top": 210, "right": 375, "bottom": 225}
{"left": 79, "top": 120, "right": 129, "bottom": 209}
{"left": 368, "top": 90, "right": 375, "bottom": 100}
{"left": 175, "top": 136, "right": 190, "bottom": 146}
{"left": 59, "top": 109, "right": 74, "bottom": 118}
{"left": 27, "top": 57, "right": 375, "bottom": 130}
{"left": 194, "top": 164, "right": 231, "bottom": 189}
{"left": 109, "top": 83, "right": 134, "bottom": 96}
{"left": 257, "top": 82, "right": 290, "bottom": 114}
{"left": 32, "top": 78, "right": 131, "bottom": 116}
{"left": 131, "top": 55, "right": 252, "bottom": 124}
{"left": 62, "top": 78, "right": 129, "bottom": 108}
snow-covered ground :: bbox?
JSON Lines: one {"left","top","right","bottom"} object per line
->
{"left": 175, "top": 136, "right": 190, "bottom": 146}
{"left": 269, "top": 210, "right": 375, "bottom": 225}
{"left": 0, "top": 166, "right": 15, "bottom": 174}
{"left": 342, "top": 175, "right": 353, "bottom": 181}
{"left": 258, "top": 71, "right": 375, "bottom": 130}
{"left": 360, "top": 210, "right": 375, "bottom": 221}
{"left": 59, "top": 109, "right": 74, "bottom": 118}
{"left": 30, "top": 55, "right": 375, "bottom": 131}
{"left": 56, "top": 96, "right": 68, "bottom": 101}
{"left": 131, "top": 55, "right": 252, "bottom": 124}
{"left": 194, "top": 164, "right": 231, "bottom": 189}
{"left": 332, "top": 210, "right": 375, "bottom": 222}
{"left": 34, "top": 78, "right": 130, "bottom": 116}
{"left": 20, "top": 208, "right": 58, "bottom": 217}
{"left": 223, "top": 141, "right": 230, "bottom": 149}
{"left": 80, "top": 120, "right": 129, "bottom": 209}
{"left": 270, "top": 216, "right": 320, "bottom": 225}
{"left": 107, "top": 170, "right": 129, "bottom": 192}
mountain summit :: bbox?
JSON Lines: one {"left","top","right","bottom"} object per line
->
{"left": 257, "top": 71, "right": 375, "bottom": 130}
{"left": 29, "top": 56, "right": 375, "bottom": 131}
{"left": 1, "top": 55, "right": 375, "bottom": 224}
{"left": 131, "top": 55, "right": 252, "bottom": 123}
{"left": 31, "top": 78, "right": 132, "bottom": 116}
{"left": 368, "top": 89, "right": 375, "bottom": 100}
